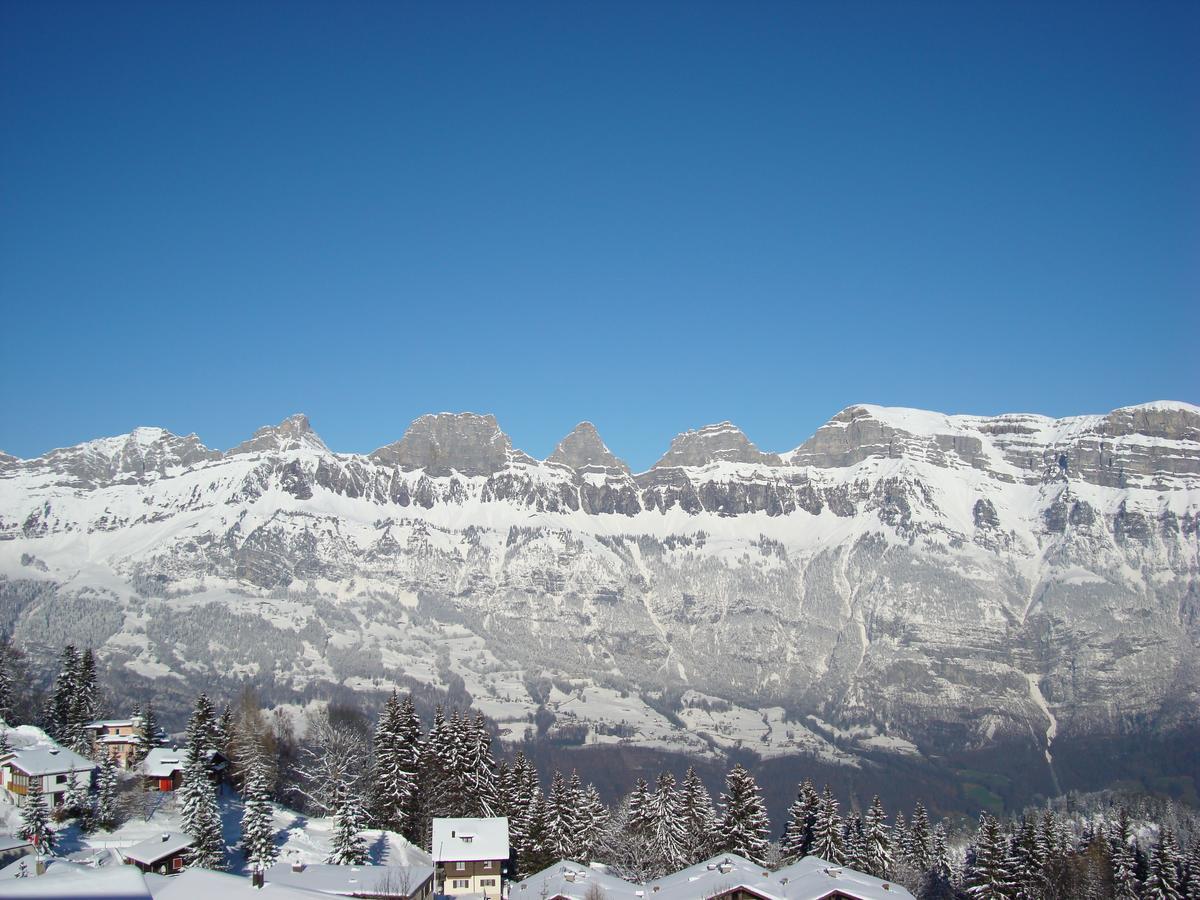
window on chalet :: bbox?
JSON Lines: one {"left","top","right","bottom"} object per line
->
{"left": 455, "top": 862, "right": 466, "bottom": 872}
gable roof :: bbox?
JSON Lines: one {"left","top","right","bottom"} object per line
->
{"left": 264, "top": 862, "right": 435, "bottom": 896}
{"left": 514, "top": 856, "right": 915, "bottom": 900}
{"left": 141, "top": 747, "right": 188, "bottom": 778}
{"left": 431, "top": 818, "right": 510, "bottom": 863}
{"left": 2, "top": 744, "right": 96, "bottom": 777}
{"left": 121, "top": 831, "right": 194, "bottom": 866}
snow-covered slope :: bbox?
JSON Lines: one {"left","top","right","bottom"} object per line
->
{"left": 1, "top": 402, "right": 1197, "bottom": 765}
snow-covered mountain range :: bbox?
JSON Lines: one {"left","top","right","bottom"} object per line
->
{"left": 1, "top": 401, "right": 1197, "bottom": 772}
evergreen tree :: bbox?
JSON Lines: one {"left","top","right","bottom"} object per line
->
{"left": 647, "top": 771, "right": 686, "bottom": 875}
{"left": 240, "top": 749, "right": 278, "bottom": 870}
{"left": 131, "top": 702, "right": 161, "bottom": 767}
{"left": 843, "top": 813, "right": 869, "bottom": 872}
{"left": 93, "top": 754, "right": 119, "bottom": 831}
{"left": 929, "top": 825, "right": 953, "bottom": 883}
{"left": 1182, "top": 837, "right": 1200, "bottom": 900}
{"left": 0, "top": 642, "right": 15, "bottom": 725}
{"left": 1008, "top": 815, "right": 1044, "bottom": 900}
{"left": 908, "top": 801, "right": 932, "bottom": 872}
{"left": 69, "top": 648, "right": 99, "bottom": 754}
{"left": 1111, "top": 807, "right": 1140, "bottom": 900}
{"left": 781, "top": 779, "right": 820, "bottom": 863}
{"left": 45, "top": 645, "right": 79, "bottom": 743}
{"left": 328, "top": 783, "right": 369, "bottom": 865}
{"left": 576, "top": 782, "right": 609, "bottom": 865}
{"left": 678, "top": 766, "right": 716, "bottom": 865}
{"left": 186, "top": 693, "right": 221, "bottom": 774}
{"left": 461, "top": 712, "right": 501, "bottom": 818}
{"left": 521, "top": 789, "right": 557, "bottom": 877}
{"left": 547, "top": 770, "right": 581, "bottom": 860}
{"left": 180, "top": 754, "right": 225, "bottom": 869}
{"left": 893, "top": 811, "right": 910, "bottom": 869}
{"left": 18, "top": 778, "right": 55, "bottom": 852}
{"left": 811, "top": 785, "right": 843, "bottom": 865}
{"left": 1144, "top": 829, "right": 1184, "bottom": 900}
{"left": 965, "top": 812, "right": 1014, "bottom": 899}
{"left": 372, "top": 691, "right": 416, "bottom": 833}
{"left": 61, "top": 768, "right": 89, "bottom": 821}
{"left": 862, "top": 795, "right": 893, "bottom": 879}
{"left": 717, "top": 764, "right": 770, "bottom": 865}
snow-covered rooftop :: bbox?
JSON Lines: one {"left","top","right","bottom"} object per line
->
{"left": 120, "top": 832, "right": 193, "bottom": 866}
{"left": 431, "top": 818, "right": 509, "bottom": 863}
{"left": 513, "top": 855, "right": 916, "bottom": 900}
{"left": 264, "top": 861, "right": 434, "bottom": 896}
{"left": 141, "top": 748, "right": 188, "bottom": 779}
{"left": 2, "top": 744, "right": 96, "bottom": 776}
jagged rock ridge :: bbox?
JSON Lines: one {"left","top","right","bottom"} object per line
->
{"left": 0, "top": 401, "right": 1196, "bottom": 769}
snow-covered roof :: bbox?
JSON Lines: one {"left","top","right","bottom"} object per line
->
{"left": 121, "top": 832, "right": 194, "bottom": 866}
{"left": 2, "top": 744, "right": 96, "bottom": 777}
{"left": 512, "top": 861, "right": 645, "bottom": 900}
{"left": 264, "top": 862, "right": 434, "bottom": 896}
{"left": 141, "top": 748, "right": 188, "bottom": 778}
{"left": 514, "top": 856, "right": 916, "bottom": 900}
{"left": 151, "top": 868, "right": 334, "bottom": 899}
{"left": 0, "top": 834, "right": 33, "bottom": 852}
{"left": 0, "top": 863, "right": 153, "bottom": 897}
{"left": 772, "top": 856, "right": 915, "bottom": 900}
{"left": 431, "top": 818, "right": 510, "bottom": 863}
{"left": 87, "top": 720, "right": 137, "bottom": 729}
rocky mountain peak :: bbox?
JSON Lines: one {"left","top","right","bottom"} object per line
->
{"left": 651, "top": 421, "right": 781, "bottom": 469}
{"left": 547, "top": 422, "right": 630, "bottom": 476}
{"left": 370, "top": 412, "right": 532, "bottom": 476}
{"left": 227, "top": 413, "right": 329, "bottom": 456}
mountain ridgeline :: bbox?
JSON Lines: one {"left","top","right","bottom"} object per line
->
{"left": 0, "top": 401, "right": 1197, "bottom": 807}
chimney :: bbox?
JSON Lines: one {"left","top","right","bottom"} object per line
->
{"left": 48, "top": 748, "right": 60, "bottom": 755}
{"left": 292, "top": 862, "right": 306, "bottom": 873}
{"left": 161, "top": 833, "right": 170, "bottom": 842}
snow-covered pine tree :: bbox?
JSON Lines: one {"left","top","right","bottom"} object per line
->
{"left": 810, "top": 785, "right": 843, "bottom": 865}
{"left": 647, "top": 771, "right": 686, "bottom": 876}
{"left": 92, "top": 754, "right": 119, "bottom": 831}
{"left": 521, "top": 788, "right": 556, "bottom": 877}
{"left": 678, "top": 766, "right": 716, "bottom": 865}
{"left": 1142, "top": 828, "right": 1184, "bottom": 900}
{"left": 19, "top": 778, "right": 55, "bottom": 852}
{"left": 576, "top": 782, "right": 609, "bottom": 865}
{"left": 1007, "top": 815, "right": 1043, "bottom": 900}
{"left": 717, "top": 764, "right": 770, "bottom": 866}
{"left": 45, "top": 645, "right": 79, "bottom": 743}
{"left": 908, "top": 801, "right": 932, "bottom": 872}
{"left": 0, "top": 642, "right": 14, "bottom": 725}
{"left": 1110, "top": 807, "right": 1140, "bottom": 900}
{"left": 862, "top": 795, "right": 892, "bottom": 878}
{"left": 625, "top": 778, "right": 653, "bottom": 840}
{"left": 462, "top": 712, "right": 501, "bottom": 818}
{"left": 68, "top": 649, "right": 99, "bottom": 754}
{"left": 0, "top": 730, "right": 11, "bottom": 758}
{"left": 929, "top": 825, "right": 953, "bottom": 884}
{"left": 965, "top": 812, "right": 1014, "bottom": 899}
{"left": 892, "top": 811, "right": 910, "bottom": 869}
{"left": 186, "top": 693, "right": 221, "bottom": 779}
{"left": 372, "top": 691, "right": 414, "bottom": 832}
{"left": 781, "top": 779, "right": 819, "bottom": 863}
{"left": 217, "top": 705, "right": 234, "bottom": 756}
{"left": 1182, "top": 837, "right": 1200, "bottom": 900}
{"left": 842, "top": 812, "right": 869, "bottom": 872}
{"left": 328, "top": 782, "right": 369, "bottom": 866}
{"left": 131, "top": 702, "right": 161, "bottom": 767}
{"left": 546, "top": 770, "right": 580, "bottom": 860}
{"left": 180, "top": 753, "right": 225, "bottom": 869}
{"left": 240, "top": 748, "right": 278, "bottom": 870}
{"left": 61, "top": 767, "right": 89, "bottom": 821}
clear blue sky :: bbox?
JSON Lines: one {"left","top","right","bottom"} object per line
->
{"left": 2, "top": 2, "right": 1196, "bottom": 470}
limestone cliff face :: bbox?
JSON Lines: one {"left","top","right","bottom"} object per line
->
{"left": 1, "top": 401, "right": 1196, "bottom": 762}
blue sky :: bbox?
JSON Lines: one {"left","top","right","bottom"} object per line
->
{"left": 2, "top": 1, "right": 1196, "bottom": 470}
